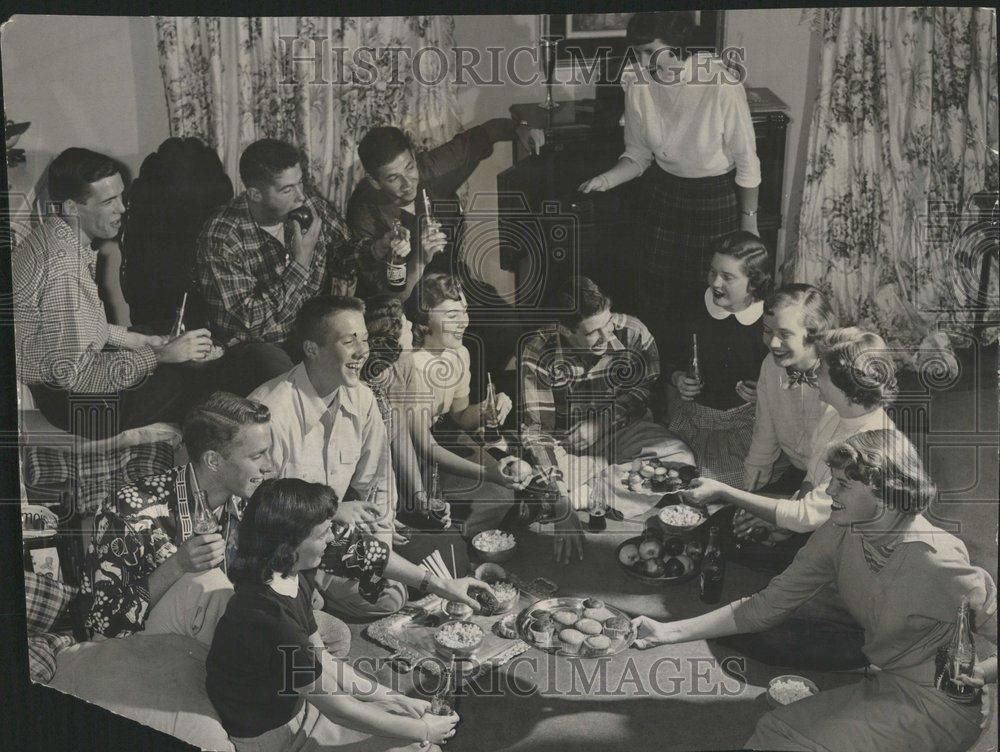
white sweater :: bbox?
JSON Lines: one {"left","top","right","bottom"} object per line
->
{"left": 743, "top": 356, "right": 827, "bottom": 488}
{"left": 774, "top": 405, "right": 897, "bottom": 532}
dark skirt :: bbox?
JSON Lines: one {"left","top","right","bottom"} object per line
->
{"left": 634, "top": 165, "right": 739, "bottom": 360}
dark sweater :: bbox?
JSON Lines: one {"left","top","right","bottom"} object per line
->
{"left": 680, "top": 308, "right": 768, "bottom": 411}
{"left": 206, "top": 577, "right": 321, "bottom": 739}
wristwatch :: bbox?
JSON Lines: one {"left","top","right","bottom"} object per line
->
{"left": 741, "top": 208, "right": 758, "bottom": 217}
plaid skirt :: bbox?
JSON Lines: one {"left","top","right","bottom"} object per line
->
{"left": 666, "top": 387, "right": 755, "bottom": 487}
{"left": 635, "top": 166, "right": 739, "bottom": 354}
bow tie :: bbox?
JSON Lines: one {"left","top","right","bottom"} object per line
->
{"left": 783, "top": 366, "right": 819, "bottom": 389}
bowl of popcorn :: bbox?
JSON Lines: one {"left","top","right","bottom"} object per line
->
{"left": 472, "top": 529, "right": 517, "bottom": 563}
{"left": 767, "top": 675, "right": 818, "bottom": 708}
{"left": 657, "top": 503, "right": 708, "bottom": 533}
{"left": 434, "top": 620, "right": 486, "bottom": 659}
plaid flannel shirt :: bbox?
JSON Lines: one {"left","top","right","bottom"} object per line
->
{"left": 80, "top": 465, "right": 243, "bottom": 638}
{"left": 519, "top": 313, "right": 660, "bottom": 472}
{"left": 193, "top": 194, "right": 366, "bottom": 345}
{"left": 13, "top": 216, "right": 157, "bottom": 392}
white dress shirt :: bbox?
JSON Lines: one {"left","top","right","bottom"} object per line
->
{"left": 620, "top": 53, "right": 761, "bottom": 188}
{"left": 250, "top": 363, "right": 396, "bottom": 539}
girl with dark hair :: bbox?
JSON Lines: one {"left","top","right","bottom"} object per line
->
{"left": 578, "top": 10, "right": 761, "bottom": 358}
{"left": 634, "top": 429, "right": 997, "bottom": 752}
{"left": 664, "top": 232, "right": 772, "bottom": 486}
{"left": 207, "top": 478, "right": 458, "bottom": 752}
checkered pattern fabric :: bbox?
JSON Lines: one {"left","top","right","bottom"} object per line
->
{"left": 519, "top": 313, "right": 661, "bottom": 473}
{"left": 13, "top": 216, "right": 157, "bottom": 392}
{"left": 28, "top": 632, "right": 77, "bottom": 684}
{"left": 667, "top": 391, "right": 756, "bottom": 487}
{"left": 193, "top": 193, "right": 366, "bottom": 345}
{"left": 21, "top": 440, "right": 175, "bottom": 515}
{"left": 24, "top": 571, "right": 78, "bottom": 633}
{"left": 24, "top": 572, "right": 80, "bottom": 684}
{"left": 634, "top": 166, "right": 739, "bottom": 349}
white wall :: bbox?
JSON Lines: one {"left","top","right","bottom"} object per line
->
{"left": 1, "top": 15, "right": 169, "bottom": 213}
{"left": 725, "top": 9, "right": 817, "bottom": 273}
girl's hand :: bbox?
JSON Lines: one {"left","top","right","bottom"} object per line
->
{"left": 739, "top": 213, "right": 759, "bottom": 236}
{"left": 681, "top": 477, "right": 731, "bottom": 507}
{"left": 955, "top": 664, "right": 989, "bottom": 689}
{"left": 578, "top": 175, "right": 610, "bottom": 193}
{"left": 672, "top": 370, "right": 703, "bottom": 400}
{"left": 735, "top": 379, "right": 757, "bottom": 404}
{"left": 497, "top": 456, "right": 534, "bottom": 489}
{"left": 422, "top": 711, "right": 459, "bottom": 744}
{"left": 376, "top": 694, "right": 428, "bottom": 718}
{"left": 631, "top": 615, "right": 683, "bottom": 649}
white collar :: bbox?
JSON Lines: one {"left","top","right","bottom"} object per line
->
{"left": 267, "top": 572, "right": 300, "bottom": 598}
{"left": 704, "top": 288, "right": 764, "bottom": 325}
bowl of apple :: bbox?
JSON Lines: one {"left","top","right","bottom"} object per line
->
{"left": 615, "top": 530, "right": 702, "bottom": 585}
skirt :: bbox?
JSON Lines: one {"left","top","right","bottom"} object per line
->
{"left": 666, "top": 387, "right": 755, "bottom": 487}
{"left": 634, "top": 165, "right": 739, "bottom": 359}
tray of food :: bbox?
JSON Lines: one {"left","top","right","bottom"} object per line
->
{"left": 516, "top": 597, "right": 636, "bottom": 657}
{"left": 616, "top": 529, "right": 703, "bottom": 585}
{"left": 620, "top": 459, "right": 699, "bottom": 496}
{"left": 369, "top": 567, "right": 556, "bottom": 672}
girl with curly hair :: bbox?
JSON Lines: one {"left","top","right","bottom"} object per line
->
{"left": 634, "top": 429, "right": 997, "bottom": 752}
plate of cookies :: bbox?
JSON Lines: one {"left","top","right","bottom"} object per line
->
{"left": 620, "top": 459, "right": 699, "bottom": 496}
{"left": 516, "top": 597, "right": 636, "bottom": 657}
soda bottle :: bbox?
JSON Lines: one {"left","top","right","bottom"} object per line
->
{"left": 430, "top": 665, "right": 458, "bottom": 716}
{"left": 426, "top": 462, "right": 450, "bottom": 529}
{"left": 687, "top": 333, "right": 701, "bottom": 384}
{"left": 587, "top": 472, "right": 607, "bottom": 532}
{"left": 699, "top": 526, "right": 725, "bottom": 604}
{"left": 937, "top": 596, "right": 980, "bottom": 703}
{"left": 385, "top": 219, "right": 408, "bottom": 291}
{"left": 191, "top": 490, "right": 218, "bottom": 536}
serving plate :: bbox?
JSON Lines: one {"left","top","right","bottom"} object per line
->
{"left": 515, "top": 596, "right": 636, "bottom": 657}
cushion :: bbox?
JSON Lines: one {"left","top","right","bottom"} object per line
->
{"left": 50, "top": 633, "right": 233, "bottom": 751}
{"left": 24, "top": 571, "right": 78, "bottom": 634}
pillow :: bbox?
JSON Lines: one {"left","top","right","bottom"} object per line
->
{"left": 24, "top": 571, "right": 78, "bottom": 634}
{"left": 51, "top": 633, "right": 234, "bottom": 751}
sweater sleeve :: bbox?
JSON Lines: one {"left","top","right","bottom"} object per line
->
{"left": 775, "top": 485, "right": 833, "bottom": 533}
{"left": 743, "top": 359, "right": 780, "bottom": 486}
{"left": 619, "top": 74, "right": 655, "bottom": 172}
{"left": 720, "top": 81, "right": 761, "bottom": 188}
{"left": 731, "top": 521, "right": 839, "bottom": 632}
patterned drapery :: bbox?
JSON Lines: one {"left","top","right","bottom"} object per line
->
{"left": 788, "top": 8, "right": 998, "bottom": 368}
{"left": 154, "top": 16, "right": 460, "bottom": 210}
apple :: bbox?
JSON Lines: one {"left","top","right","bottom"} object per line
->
{"left": 684, "top": 541, "right": 703, "bottom": 560}
{"left": 618, "top": 543, "right": 641, "bottom": 567}
{"left": 663, "top": 538, "right": 685, "bottom": 557}
{"left": 643, "top": 558, "right": 666, "bottom": 577}
{"left": 674, "top": 554, "right": 694, "bottom": 572}
{"left": 639, "top": 538, "right": 663, "bottom": 560}
{"left": 663, "top": 557, "right": 685, "bottom": 578}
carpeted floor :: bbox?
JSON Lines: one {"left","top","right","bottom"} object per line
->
{"left": 340, "top": 348, "right": 998, "bottom": 752}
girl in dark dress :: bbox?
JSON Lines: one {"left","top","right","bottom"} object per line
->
{"left": 665, "top": 231, "right": 771, "bottom": 485}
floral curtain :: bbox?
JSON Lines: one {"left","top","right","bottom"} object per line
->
{"left": 154, "top": 16, "right": 460, "bottom": 210}
{"left": 787, "top": 8, "right": 998, "bottom": 368}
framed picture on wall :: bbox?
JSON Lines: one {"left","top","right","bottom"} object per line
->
{"left": 547, "top": 11, "right": 725, "bottom": 65}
